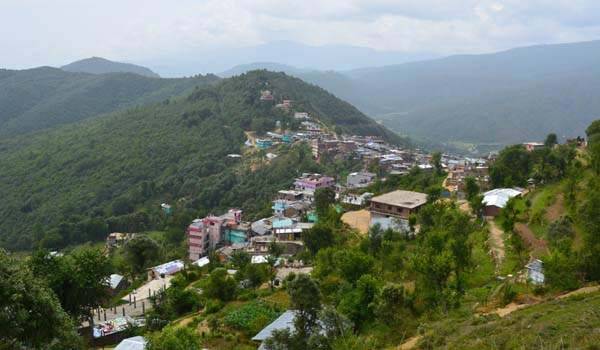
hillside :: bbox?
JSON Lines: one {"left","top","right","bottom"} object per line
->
{"left": 0, "top": 70, "right": 400, "bottom": 250}
{"left": 418, "top": 291, "right": 600, "bottom": 349}
{"left": 61, "top": 57, "right": 160, "bottom": 77}
{"left": 0, "top": 67, "right": 218, "bottom": 136}
{"left": 222, "top": 40, "right": 600, "bottom": 149}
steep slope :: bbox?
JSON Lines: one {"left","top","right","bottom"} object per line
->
{"left": 61, "top": 57, "right": 160, "bottom": 77}
{"left": 418, "top": 292, "right": 600, "bottom": 349}
{"left": 0, "top": 67, "right": 219, "bottom": 136}
{"left": 0, "top": 70, "right": 400, "bottom": 250}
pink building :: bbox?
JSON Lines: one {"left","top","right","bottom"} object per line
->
{"left": 187, "top": 209, "right": 244, "bottom": 261}
{"left": 187, "top": 216, "right": 223, "bottom": 261}
{"left": 293, "top": 173, "right": 335, "bottom": 193}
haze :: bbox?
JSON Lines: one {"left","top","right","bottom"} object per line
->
{"left": 3, "top": 0, "right": 600, "bottom": 76}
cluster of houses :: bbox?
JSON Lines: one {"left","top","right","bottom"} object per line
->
{"left": 185, "top": 173, "right": 339, "bottom": 264}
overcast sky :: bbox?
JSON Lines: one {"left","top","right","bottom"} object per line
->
{"left": 3, "top": 0, "right": 600, "bottom": 71}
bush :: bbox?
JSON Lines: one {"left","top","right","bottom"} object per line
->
{"left": 223, "top": 301, "right": 280, "bottom": 335}
{"left": 204, "top": 299, "right": 224, "bottom": 314}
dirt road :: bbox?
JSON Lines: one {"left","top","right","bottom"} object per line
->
{"left": 487, "top": 219, "right": 505, "bottom": 271}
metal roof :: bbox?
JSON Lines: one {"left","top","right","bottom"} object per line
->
{"left": 252, "top": 310, "right": 296, "bottom": 341}
{"left": 115, "top": 336, "right": 146, "bottom": 350}
{"left": 482, "top": 188, "right": 522, "bottom": 208}
{"left": 109, "top": 274, "right": 125, "bottom": 290}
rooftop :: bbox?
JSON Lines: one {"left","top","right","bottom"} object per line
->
{"left": 370, "top": 190, "right": 428, "bottom": 209}
{"left": 482, "top": 188, "right": 523, "bottom": 208}
{"left": 252, "top": 310, "right": 296, "bottom": 341}
{"left": 115, "top": 336, "right": 146, "bottom": 350}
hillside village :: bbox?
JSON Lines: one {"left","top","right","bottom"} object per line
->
{"left": 4, "top": 72, "right": 600, "bottom": 350}
{"left": 75, "top": 91, "right": 600, "bottom": 349}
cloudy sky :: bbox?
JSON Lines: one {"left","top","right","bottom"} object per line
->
{"left": 2, "top": 0, "right": 600, "bottom": 73}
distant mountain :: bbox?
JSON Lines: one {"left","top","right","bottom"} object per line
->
{"left": 348, "top": 40, "right": 600, "bottom": 146}
{"left": 0, "top": 67, "right": 218, "bottom": 136}
{"left": 219, "top": 62, "right": 313, "bottom": 78}
{"left": 0, "top": 70, "right": 401, "bottom": 250}
{"left": 61, "top": 57, "right": 160, "bottom": 77}
{"left": 224, "top": 40, "right": 600, "bottom": 148}
{"left": 145, "top": 41, "right": 436, "bottom": 77}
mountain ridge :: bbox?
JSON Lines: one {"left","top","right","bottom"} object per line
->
{"left": 0, "top": 66, "right": 219, "bottom": 137}
{"left": 61, "top": 57, "right": 160, "bottom": 78}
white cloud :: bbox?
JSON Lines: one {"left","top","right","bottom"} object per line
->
{"left": 1, "top": 0, "right": 600, "bottom": 69}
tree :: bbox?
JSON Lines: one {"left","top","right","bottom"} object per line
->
{"left": 230, "top": 250, "right": 251, "bottom": 270}
{"left": 430, "top": 151, "right": 443, "bottom": 175}
{"left": 547, "top": 217, "right": 575, "bottom": 245}
{"left": 0, "top": 250, "right": 82, "bottom": 349}
{"left": 489, "top": 145, "right": 531, "bottom": 187}
{"left": 367, "top": 224, "right": 384, "bottom": 255}
{"left": 586, "top": 120, "right": 600, "bottom": 142}
{"left": 314, "top": 187, "right": 336, "bottom": 218}
{"left": 147, "top": 326, "right": 201, "bottom": 350}
{"left": 29, "top": 246, "right": 112, "bottom": 321}
{"left": 589, "top": 142, "right": 600, "bottom": 175}
{"left": 123, "top": 235, "right": 161, "bottom": 275}
{"left": 376, "top": 283, "right": 411, "bottom": 325}
{"left": 545, "top": 133, "right": 558, "bottom": 148}
{"left": 203, "top": 267, "right": 237, "bottom": 301}
{"left": 287, "top": 274, "right": 322, "bottom": 339}
{"left": 579, "top": 180, "right": 600, "bottom": 280}
{"left": 464, "top": 176, "right": 480, "bottom": 202}
{"left": 244, "top": 263, "right": 267, "bottom": 289}
{"left": 303, "top": 224, "right": 335, "bottom": 256}
{"left": 338, "top": 274, "right": 378, "bottom": 329}
{"left": 335, "top": 249, "right": 374, "bottom": 284}
{"left": 425, "top": 185, "right": 443, "bottom": 202}
{"left": 470, "top": 194, "right": 485, "bottom": 219}
{"left": 544, "top": 240, "right": 580, "bottom": 291}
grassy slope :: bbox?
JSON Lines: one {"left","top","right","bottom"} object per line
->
{"left": 419, "top": 291, "right": 600, "bottom": 349}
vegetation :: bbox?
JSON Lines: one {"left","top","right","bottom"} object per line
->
{"left": 0, "top": 70, "right": 397, "bottom": 251}
{"left": 489, "top": 140, "right": 576, "bottom": 188}
{"left": 0, "top": 249, "right": 82, "bottom": 349}
{"left": 0, "top": 67, "right": 217, "bottom": 136}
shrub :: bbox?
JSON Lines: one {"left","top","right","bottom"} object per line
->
{"left": 223, "top": 301, "right": 279, "bottom": 335}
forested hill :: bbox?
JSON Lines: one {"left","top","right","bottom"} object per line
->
{"left": 224, "top": 40, "right": 600, "bottom": 148}
{"left": 61, "top": 57, "right": 160, "bottom": 77}
{"left": 0, "top": 67, "right": 219, "bottom": 136}
{"left": 0, "top": 70, "right": 400, "bottom": 251}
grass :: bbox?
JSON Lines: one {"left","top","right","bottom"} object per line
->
{"left": 418, "top": 291, "right": 600, "bottom": 349}
{"left": 527, "top": 183, "right": 562, "bottom": 239}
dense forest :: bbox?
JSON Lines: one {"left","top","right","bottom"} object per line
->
{"left": 0, "top": 67, "right": 219, "bottom": 136}
{"left": 0, "top": 70, "right": 400, "bottom": 251}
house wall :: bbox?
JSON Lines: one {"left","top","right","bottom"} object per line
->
{"left": 369, "top": 201, "right": 415, "bottom": 219}
{"left": 484, "top": 205, "right": 502, "bottom": 217}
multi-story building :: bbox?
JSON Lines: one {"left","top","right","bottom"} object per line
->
{"left": 187, "top": 209, "right": 244, "bottom": 261}
{"left": 293, "top": 173, "right": 335, "bottom": 194}
{"left": 369, "top": 190, "right": 427, "bottom": 231}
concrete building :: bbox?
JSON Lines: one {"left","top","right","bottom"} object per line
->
{"left": 346, "top": 172, "right": 376, "bottom": 188}
{"left": 187, "top": 209, "right": 244, "bottom": 260}
{"left": 293, "top": 173, "right": 335, "bottom": 194}
{"left": 369, "top": 190, "right": 427, "bottom": 231}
